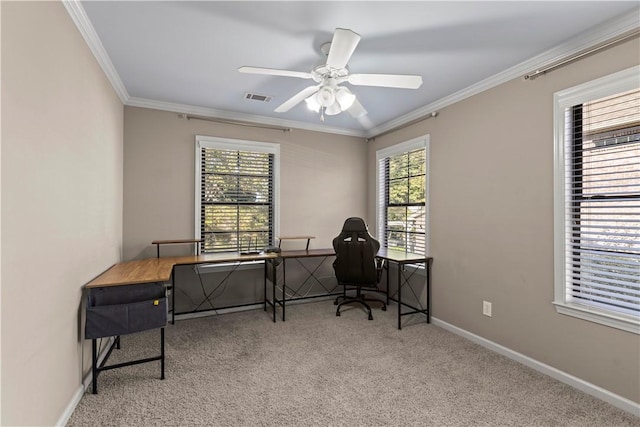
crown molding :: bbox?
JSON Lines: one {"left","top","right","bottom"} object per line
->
{"left": 62, "top": 0, "right": 364, "bottom": 138}
{"left": 126, "top": 97, "right": 366, "bottom": 138}
{"left": 62, "top": 0, "right": 129, "bottom": 103}
{"left": 365, "top": 9, "right": 640, "bottom": 138}
{"left": 63, "top": 1, "right": 363, "bottom": 137}
{"left": 65, "top": 2, "right": 637, "bottom": 140}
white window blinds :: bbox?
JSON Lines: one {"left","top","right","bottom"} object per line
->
{"left": 377, "top": 138, "right": 429, "bottom": 254}
{"left": 196, "top": 137, "right": 277, "bottom": 254}
{"left": 560, "top": 85, "right": 640, "bottom": 322}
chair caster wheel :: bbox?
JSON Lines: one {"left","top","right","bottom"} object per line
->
{"left": 336, "top": 312, "right": 341, "bottom": 317}
{"left": 368, "top": 314, "right": 373, "bottom": 320}
{"left": 334, "top": 300, "right": 338, "bottom": 305}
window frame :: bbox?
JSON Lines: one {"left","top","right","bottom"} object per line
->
{"left": 376, "top": 135, "right": 430, "bottom": 256}
{"left": 553, "top": 66, "right": 640, "bottom": 334}
{"left": 195, "top": 135, "right": 280, "bottom": 254}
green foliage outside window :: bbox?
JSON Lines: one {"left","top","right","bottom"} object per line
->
{"left": 385, "top": 148, "right": 426, "bottom": 253}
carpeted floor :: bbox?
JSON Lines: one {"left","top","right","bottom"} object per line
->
{"left": 67, "top": 300, "right": 639, "bottom": 426}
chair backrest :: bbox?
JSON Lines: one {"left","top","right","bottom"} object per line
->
{"left": 332, "top": 217, "right": 380, "bottom": 287}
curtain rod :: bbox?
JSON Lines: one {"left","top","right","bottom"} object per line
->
{"left": 178, "top": 114, "right": 291, "bottom": 133}
{"left": 366, "top": 112, "right": 438, "bottom": 142}
{"left": 523, "top": 29, "right": 639, "bottom": 81}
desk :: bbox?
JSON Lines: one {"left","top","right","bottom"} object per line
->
{"left": 165, "top": 252, "right": 279, "bottom": 323}
{"left": 377, "top": 248, "right": 433, "bottom": 330}
{"left": 84, "top": 248, "right": 432, "bottom": 392}
{"left": 84, "top": 259, "right": 174, "bottom": 393}
{"left": 267, "top": 248, "right": 337, "bottom": 322}
{"left": 266, "top": 248, "right": 433, "bottom": 330}
{"left": 152, "top": 249, "right": 335, "bottom": 324}
{"left": 83, "top": 253, "right": 279, "bottom": 393}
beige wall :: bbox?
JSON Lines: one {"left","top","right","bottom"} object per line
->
{"left": 1, "top": 2, "right": 123, "bottom": 425}
{"left": 123, "top": 107, "right": 366, "bottom": 261}
{"left": 367, "top": 38, "right": 640, "bottom": 403}
{"left": 0, "top": 1, "right": 636, "bottom": 424}
{"left": 123, "top": 108, "right": 365, "bottom": 312}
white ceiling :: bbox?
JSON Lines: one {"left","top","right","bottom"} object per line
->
{"left": 78, "top": 1, "right": 639, "bottom": 137}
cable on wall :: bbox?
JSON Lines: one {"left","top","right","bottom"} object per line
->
{"left": 523, "top": 29, "right": 639, "bottom": 81}
{"left": 366, "top": 111, "right": 438, "bottom": 142}
{"left": 178, "top": 114, "right": 292, "bottom": 133}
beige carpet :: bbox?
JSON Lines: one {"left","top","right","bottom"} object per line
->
{"left": 67, "top": 300, "right": 639, "bottom": 426}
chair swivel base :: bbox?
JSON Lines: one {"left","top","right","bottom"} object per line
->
{"left": 335, "top": 294, "right": 386, "bottom": 320}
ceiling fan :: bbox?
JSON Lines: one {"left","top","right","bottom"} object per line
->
{"left": 239, "top": 28, "right": 423, "bottom": 121}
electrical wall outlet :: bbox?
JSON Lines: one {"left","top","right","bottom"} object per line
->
{"left": 483, "top": 301, "right": 492, "bottom": 317}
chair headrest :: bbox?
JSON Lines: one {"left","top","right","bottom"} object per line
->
{"left": 341, "top": 217, "right": 368, "bottom": 233}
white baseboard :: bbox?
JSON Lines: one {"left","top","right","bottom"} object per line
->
{"left": 431, "top": 317, "right": 640, "bottom": 417}
{"left": 56, "top": 385, "right": 83, "bottom": 426}
{"left": 56, "top": 337, "right": 116, "bottom": 426}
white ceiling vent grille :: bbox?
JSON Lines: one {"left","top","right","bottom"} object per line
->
{"left": 244, "top": 93, "right": 272, "bottom": 103}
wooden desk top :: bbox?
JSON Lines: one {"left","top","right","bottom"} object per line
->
{"left": 85, "top": 252, "right": 279, "bottom": 288}
{"left": 85, "top": 258, "right": 175, "bottom": 288}
{"left": 85, "top": 248, "right": 429, "bottom": 289}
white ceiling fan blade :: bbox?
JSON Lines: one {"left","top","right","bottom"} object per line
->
{"left": 326, "top": 28, "right": 361, "bottom": 70}
{"left": 347, "top": 98, "right": 367, "bottom": 118}
{"left": 348, "top": 73, "right": 423, "bottom": 89}
{"left": 239, "top": 66, "right": 312, "bottom": 80}
{"left": 274, "top": 85, "right": 320, "bottom": 112}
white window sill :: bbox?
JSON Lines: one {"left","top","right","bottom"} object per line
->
{"left": 553, "top": 301, "right": 640, "bottom": 334}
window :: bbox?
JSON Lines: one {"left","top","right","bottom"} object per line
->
{"left": 376, "top": 136, "right": 429, "bottom": 254}
{"left": 195, "top": 136, "right": 279, "bottom": 253}
{"left": 553, "top": 66, "right": 639, "bottom": 333}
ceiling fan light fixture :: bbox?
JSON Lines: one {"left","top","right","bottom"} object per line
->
{"left": 335, "top": 86, "right": 356, "bottom": 110}
{"left": 305, "top": 95, "right": 321, "bottom": 112}
{"left": 316, "top": 86, "right": 336, "bottom": 107}
{"left": 325, "top": 102, "right": 342, "bottom": 116}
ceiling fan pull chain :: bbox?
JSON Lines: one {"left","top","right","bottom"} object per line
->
{"left": 321, "top": 107, "right": 325, "bottom": 122}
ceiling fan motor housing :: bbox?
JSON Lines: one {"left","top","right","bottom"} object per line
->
{"left": 311, "top": 63, "right": 349, "bottom": 83}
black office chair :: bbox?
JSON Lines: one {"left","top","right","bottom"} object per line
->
{"left": 333, "top": 217, "right": 386, "bottom": 320}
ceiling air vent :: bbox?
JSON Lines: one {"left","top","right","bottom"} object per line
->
{"left": 244, "top": 93, "right": 272, "bottom": 103}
